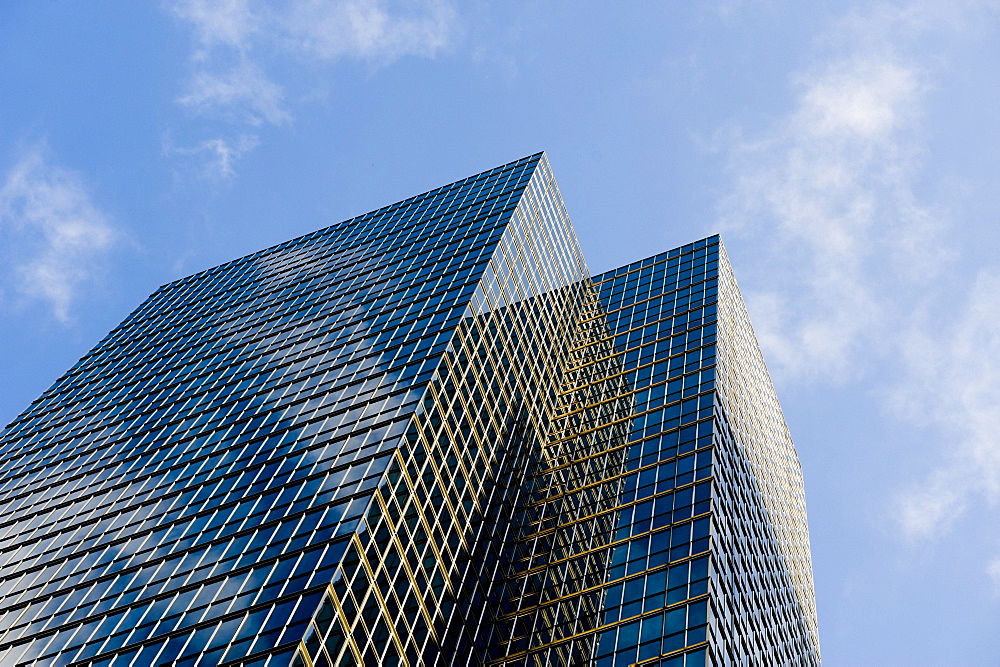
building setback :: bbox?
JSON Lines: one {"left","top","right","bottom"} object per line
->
{"left": 0, "top": 154, "right": 819, "bottom": 666}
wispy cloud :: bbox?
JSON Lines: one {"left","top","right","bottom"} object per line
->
{"left": 718, "top": 49, "right": 943, "bottom": 381}
{"left": 891, "top": 269, "right": 1000, "bottom": 540}
{"left": 282, "top": 0, "right": 457, "bottom": 62}
{"left": 0, "top": 148, "right": 117, "bottom": 322}
{"left": 178, "top": 63, "right": 290, "bottom": 126}
{"left": 173, "top": 0, "right": 259, "bottom": 51}
{"left": 714, "top": 1, "right": 1000, "bottom": 550}
{"left": 989, "top": 557, "right": 1000, "bottom": 595}
{"left": 163, "top": 134, "right": 260, "bottom": 180}
{"left": 168, "top": 0, "right": 459, "bottom": 175}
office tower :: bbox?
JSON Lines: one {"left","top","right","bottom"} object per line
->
{"left": 501, "top": 242, "right": 820, "bottom": 667}
{"left": 0, "top": 154, "right": 819, "bottom": 667}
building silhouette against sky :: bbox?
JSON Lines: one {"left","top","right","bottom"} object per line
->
{"left": 0, "top": 154, "right": 819, "bottom": 666}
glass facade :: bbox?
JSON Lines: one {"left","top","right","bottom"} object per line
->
{"left": 0, "top": 154, "right": 819, "bottom": 666}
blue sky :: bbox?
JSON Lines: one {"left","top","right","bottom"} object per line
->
{"left": 2, "top": 1, "right": 999, "bottom": 663}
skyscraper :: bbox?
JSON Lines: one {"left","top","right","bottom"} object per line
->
{"left": 0, "top": 154, "right": 819, "bottom": 667}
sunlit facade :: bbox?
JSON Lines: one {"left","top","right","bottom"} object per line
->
{"left": 0, "top": 154, "right": 819, "bottom": 666}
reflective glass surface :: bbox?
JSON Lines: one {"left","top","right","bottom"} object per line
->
{"left": 0, "top": 155, "right": 818, "bottom": 666}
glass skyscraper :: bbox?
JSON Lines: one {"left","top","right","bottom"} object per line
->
{"left": 0, "top": 154, "right": 819, "bottom": 666}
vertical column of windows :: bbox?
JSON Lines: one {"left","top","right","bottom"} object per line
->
{"left": 485, "top": 238, "right": 721, "bottom": 667}
{"left": 702, "top": 246, "right": 819, "bottom": 666}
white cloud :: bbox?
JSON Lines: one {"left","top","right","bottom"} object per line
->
{"left": 283, "top": 0, "right": 457, "bottom": 62}
{"left": 173, "top": 0, "right": 259, "bottom": 51}
{"left": 891, "top": 269, "right": 1000, "bottom": 540}
{"left": 178, "top": 62, "right": 291, "bottom": 126}
{"left": 164, "top": 134, "right": 260, "bottom": 180}
{"left": 0, "top": 149, "right": 117, "bottom": 322}
{"left": 715, "top": 1, "right": 1000, "bottom": 552}
{"left": 798, "top": 59, "right": 917, "bottom": 140}
{"left": 989, "top": 557, "right": 1000, "bottom": 595}
{"left": 719, "top": 50, "right": 941, "bottom": 381}
{"left": 172, "top": 0, "right": 458, "bottom": 63}
{"left": 168, "top": 0, "right": 459, "bottom": 173}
